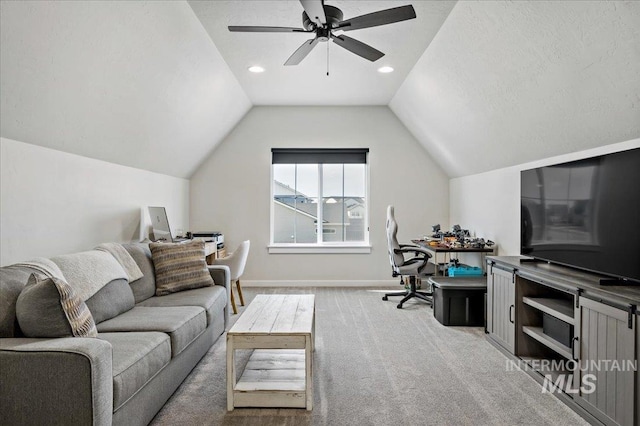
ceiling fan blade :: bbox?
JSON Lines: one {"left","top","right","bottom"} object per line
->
{"left": 284, "top": 38, "right": 320, "bottom": 66}
{"left": 299, "top": 0, "right": 326, "bottom": 25}
{"left": 332, "top": 35, "right": 384, "bottom": 62}
{"left": 228, "top": 26, "right": 309, "bottom": 33}
{"left": 336, "top": 5, "right": 416, "bottom": 31}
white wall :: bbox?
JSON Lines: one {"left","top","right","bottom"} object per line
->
{"left": 1, "top": 138, "right": 189, "bottom": 266}
{"left": 0, "top": 1, "right": 251, "bottom": 179}
{"left": 450, "top": 138, "right": 640, "bottom": 258}
{"left": 190, "top": 106, "right": 449, "bottom": 283}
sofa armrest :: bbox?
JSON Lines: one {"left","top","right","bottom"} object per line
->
{"left": 0, "top": 337, "right": 113, "bottom": 426}
{"left": 207, "top": 265, "right": 231, "bottom": 329}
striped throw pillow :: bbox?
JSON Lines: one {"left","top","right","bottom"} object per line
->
{"left": 17, "top": 274, "right": 98, "bottom": 338}
{"left": 149, "top": 240, "right": 214, "bottom": 296}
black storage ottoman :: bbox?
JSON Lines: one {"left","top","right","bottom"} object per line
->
{"left": 427, "top": 277, "right": 487, "bottom": 326}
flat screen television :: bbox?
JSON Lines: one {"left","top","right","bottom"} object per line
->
{"left": 521, "top": 147, "right": 640, "bottom": 284}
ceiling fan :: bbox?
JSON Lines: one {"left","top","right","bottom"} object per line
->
{"left": 228, "top": 0, "right": 416, "bottom": 66}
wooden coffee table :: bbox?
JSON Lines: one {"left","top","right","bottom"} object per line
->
{"left": 226, "top": 294, "right": 315, "bottom": 411}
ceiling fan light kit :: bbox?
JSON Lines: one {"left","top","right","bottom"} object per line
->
{"left": 228, "top": 0, "right": 416, "bottom": 68}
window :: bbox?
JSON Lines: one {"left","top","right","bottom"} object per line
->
{"left": 270, "top": 148, "right": 370, "bottom": 253}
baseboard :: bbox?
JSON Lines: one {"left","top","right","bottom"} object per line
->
{"left": 242, "top": 280, "right": 401, "bottom": 288}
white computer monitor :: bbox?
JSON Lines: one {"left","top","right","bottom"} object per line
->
{"left": 148, "top": 206, "right": 173, "bottom": 242}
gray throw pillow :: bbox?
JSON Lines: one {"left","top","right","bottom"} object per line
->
{"left": 0, "top": 266, "right": 33, "bottom": 338}
{"left": 149, "top": 240, "right": 214, "bottom": 296}
{"left": 16, "top": 274, "right": 98, "bottom": 338}
{"left": 85, "top": 278, "right": 135, "bottom": 324}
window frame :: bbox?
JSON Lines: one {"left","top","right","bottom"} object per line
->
{"left": 269, "top": 151, "right": 371, "bottom": 254}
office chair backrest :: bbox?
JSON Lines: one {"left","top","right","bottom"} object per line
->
{"left": 386, "top": 205, "right": 404, "bottom": 271}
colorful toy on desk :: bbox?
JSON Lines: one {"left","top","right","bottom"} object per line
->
{"left": 429, "top": 223, "right": 495, "bottom": 249}
{"left": 448, "top": 265, "right": 483, "bottom": 277}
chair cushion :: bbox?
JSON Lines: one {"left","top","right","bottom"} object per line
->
{"left": 96, "top": 306, "right": 206, "bottom": 356}
{"left": 85, "top": 278, "right": 135, "bottom": 324}
{"left": 121, "top": 243, "right": 156, "bottom": 303}
{"left": 149, "top": 240, "right": 214, "bottom": 296}
{"left": 98, "top": 332, "right": 171, "bottom": 411}
{"left": 137, "top": 285, "right": 227, "bottom": 326}
{"left": 16, "top": 275, "right": 97, "bottom": 338}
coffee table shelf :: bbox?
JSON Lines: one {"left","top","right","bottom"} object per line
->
{"left": 226, "top": 294, "right": 315, "bottom": 411}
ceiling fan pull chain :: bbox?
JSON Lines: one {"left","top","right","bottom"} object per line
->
{"left": 326, "top": 39, "right": 330, "bottom": 76}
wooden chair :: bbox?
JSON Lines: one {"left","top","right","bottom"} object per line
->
{"left": 210, "top": 240, "right": 250, "bottom": 314}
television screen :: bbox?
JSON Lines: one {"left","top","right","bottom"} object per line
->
{"left": 521, "top": 147, "right": 640, "bottom": 283}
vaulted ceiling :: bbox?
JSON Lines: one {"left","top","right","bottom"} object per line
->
{"left": 1, "top": 1, "right": 639, "bottom": 179}
{"left": 391, "top": 1, "right": 640, "bottom": 177}
{"left": 188, "top": 0, "right": 456, "bottom": 105}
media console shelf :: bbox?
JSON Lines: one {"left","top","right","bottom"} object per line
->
{"left": 486, "top": 256, "right": 640, "bottom": 426}
{"left": 521, "top": 325, "right": 572, "bottom": 359}
{"left": 522, "top": 297, "right": 574, "bottom": 324}
{"left": 521, "top": 296, "right": 575, "bottom": 360}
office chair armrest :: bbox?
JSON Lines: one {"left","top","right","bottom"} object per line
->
{"left": 394, "top": 246, "right": 432, "bottom": 258}
{"left": 399, "top": 243, "right": 419, "bottom": 248}
{"left": 407, "top": 246, "right": 432, "bottom": 257}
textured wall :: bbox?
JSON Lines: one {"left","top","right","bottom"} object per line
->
{"left": 190, "top": 106, "right": 449, "bottom": 283}
{"left": 0, "top": 1, "right": 251, "bottom": 178}
{"left": 450, "top": 138, "right": 640, "bottom": 258}
{"left": 391, "top": 1, "right": 640, "bottom": 178}
{"left": 1, "top": 138, "right": 189, "bottom": 266}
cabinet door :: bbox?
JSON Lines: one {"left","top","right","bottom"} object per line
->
{"left": 575, "top": 298, "right": 635, "bottom": 426}
{"left": 489, "top": 266, "right": 516, "bottom": 353}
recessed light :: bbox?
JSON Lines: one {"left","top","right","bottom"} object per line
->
{"left": 378, "top": 66, "right": 394, "bottom": 73}
{"left": 248, "top": 66, "right": 265, "bottom": 73}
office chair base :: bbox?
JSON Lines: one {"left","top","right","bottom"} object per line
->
{"left": 382, "top": 277, "right": 433, "bottom": 309}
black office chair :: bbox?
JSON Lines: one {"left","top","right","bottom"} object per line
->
{"left": 383, "top": 205, "right": 434, "bottom": 309}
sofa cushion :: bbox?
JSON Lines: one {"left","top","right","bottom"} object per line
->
{"left": 16, "top": 275, "right": 97, "bottom": 338}
{"left": 121, "top": 243, "right": 156, "bottom": 303}
{"left": 96, "top": 306, "right": 206, "bottom": 356}
{"left": 149, "top": 240, "right": 214, "bottom": 296}
{"left": 0, "top": 266, "right": 33, "bottom": 337}
{"left": 85, "top": 278, "right": 135, "bottom": 324}
{"left": 137, "top": 285, "right": 227, "bottom": 326}
{"left": 98, "top": 332, "right": 171, "bottom": 411}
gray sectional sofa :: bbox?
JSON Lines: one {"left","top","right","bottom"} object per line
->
{"left": 0, "top": 243, "right": 231, "bottom": 426}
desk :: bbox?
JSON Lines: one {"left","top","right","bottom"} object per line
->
{"left": 204, "top": 242, "right": 227, "bottom": 264}
{"left": 411, "top": 240, "right": 496, "bottom": 276}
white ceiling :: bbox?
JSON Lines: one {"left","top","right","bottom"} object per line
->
{"left": 1, "top": 1, "right": 638, "bottom": 180}
{"left": 189, "top": 0, "right": 456, "bottom": 105}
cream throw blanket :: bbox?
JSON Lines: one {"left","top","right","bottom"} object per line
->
{"left": 14, "top": 257, "right": 66, "bottom": 280}
{"left": 51, "top": 251, "right": 128, "bottom": 301}
{"left": 95, "top": 243, "right": 144, "bottom": 283}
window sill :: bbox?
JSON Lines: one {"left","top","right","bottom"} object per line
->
{"left": 268, "top": 244, "right": 372, "bottom": 254}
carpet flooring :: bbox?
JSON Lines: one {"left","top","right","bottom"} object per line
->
{"left": 150, "top": 287, "right": 588, "bottom": 426}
